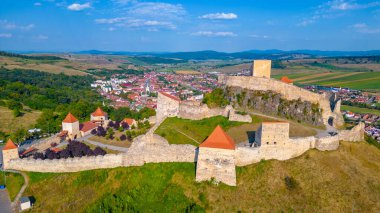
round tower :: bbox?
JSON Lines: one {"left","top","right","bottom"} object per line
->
{"left": 2, "top": 139, "right": 19, "bottom": 169}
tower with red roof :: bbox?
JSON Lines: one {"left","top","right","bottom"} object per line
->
{"left": 90, "top": 107, "right": 109, "bottom": 126}
{"left": 62, "top": 112, "right": 80, "bottom": 140}
{"left": 2, "top": 139, "right": 19, "bottom": 169}
{"left": 196, "top": 125, "right": 237, "bottom": 186}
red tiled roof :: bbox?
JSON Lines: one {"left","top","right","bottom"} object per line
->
{"left": 80, "top": 121, "right": 98, "bottom": 132}
{"left": 280, "top": 76, "right": 293, "bottom": 84}
{"left": 199, "top": 125, "right": 235, "bottom": 150}
{"left": 123, "top": 118, "right": 135, "bottom": 126}
{"left": 91, "top": 107, "right": 107, "bottom": 117}
{"left": 21, "top": 147, "right": 36, "bottom": 156}
{"left": 3, "top": 139, "right": 18, "bottom": 150}
{"left": 50, "top": 147, "right": 62, "bottom": 153}
{"left": 63, "top": 113, "right": 78, "bottom": 123}
{"left": 159, "top": 92, "right": 181, "bottom": 102}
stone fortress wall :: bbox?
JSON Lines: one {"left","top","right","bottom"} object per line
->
{"left": 5, "top": 122, "right": 364, "bottom": 173}
{"left": 157, "top": 92, "right": 252, "bottom": 123}
{"left": 218, "top": 75, "right": 344, "bottom": 127}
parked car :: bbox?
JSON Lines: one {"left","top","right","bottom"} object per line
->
{"left": 0, "top": 185, "right": 6, "bottom": 189}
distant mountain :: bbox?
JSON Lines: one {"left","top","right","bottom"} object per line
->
{"left": 7, "top": 49, "right": 380, "bottom": 61}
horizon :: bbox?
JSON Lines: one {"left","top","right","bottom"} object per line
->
{"left": 1, "top": 0, "right": 380, "bottom": 52}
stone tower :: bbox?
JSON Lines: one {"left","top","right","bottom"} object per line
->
{"left": 196, "top": 125, "right": 236, "bottom": 186}
{"left": 255, "top": 122, "right": 289, "bottom": 146}
{"left": 251, "top": 60, "right": 271, "bottom": 78}
{"left": 2, "top": 139, "right": 19, "bottom": 169}
{"left": 156, "top": 92, "right": 180, "bottom": 121}
{"left": 62, "top": 112, "right": 80, "bottom": 140}
{"left": 91, "top": 107, "right": 109, "bottom": 126}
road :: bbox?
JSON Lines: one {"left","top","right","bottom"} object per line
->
{"left": 0, "top": 189, "right": 12, "bottom": 213}
{"left": 77, "top": 135, "right": 129, "bottom": 152}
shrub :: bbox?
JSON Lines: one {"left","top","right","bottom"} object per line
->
{"left": 284, "top": 176, "right": 298, "bottom": 190}
{"left": 120, "top": 134, "right": 127, "bottom": 141}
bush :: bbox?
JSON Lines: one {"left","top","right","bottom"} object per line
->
{"left": 284, "top": 176, "right": 298, "bottom": 190}
{"left": 13, "top": 109, "right": 21, "bottom": 117}
{"left": 202, "top": 88, "right": 229, "bottom": 108}
{"left": 120, "top": 134, "right": 127, "bottom": 141}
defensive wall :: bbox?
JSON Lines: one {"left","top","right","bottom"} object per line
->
{"left": 156, "top": 92, "right": 252, "bottom": 123}
{"left": 5, "top": 122, "right": 364, "bottom": 173}
{"left": 218, "top": 75, "right": 344, "bottom": 127}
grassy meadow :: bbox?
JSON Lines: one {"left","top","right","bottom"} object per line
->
{"left": 0, "top": 172, "right": 24, "bottom": 201}
{"left": 155, "top": 115, "right": 317, "bottom": 145}
{"left": 0, "top": 106, "right": 41, "bottom": 133}
{"left": 22, "top": 141, "right": 380, "bottom": 212}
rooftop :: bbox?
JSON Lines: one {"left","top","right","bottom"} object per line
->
{"left": 159, "top": 92, "right": 181, "bottom": 102}
{"left": 63, "top": 113, "right": 78, "bottom": 123}
{"left": 3, "top": 139, "right": 18, "bottom": 150}
{"left": 91, "top": 107, "right": 107, "bottom": 117}
{"left": 199, "top": 125, "right": 235, "bottom": 150}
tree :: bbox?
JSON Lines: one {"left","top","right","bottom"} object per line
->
{"left": 94, "top": 147, "right": 106, "bottom": 156}
{"left": 7, "top": 100, "right": 23, "bottom": 111}
{"left": 91, "top": 129, "right": 97, "bottom": 135}
{"left": 202, "top": 88, "right": 229, "bottom": 108}
{"left": 121, "top": 122, "right": 129, "bottom": 130}
{"left": 11, "top": 128, "right": 27, "bottom": 143}
{"left": 13, "top": 109, "right": 21, "bottom": 117}
{"left": 120, "top": 134, "right": 127, "bottom": 141}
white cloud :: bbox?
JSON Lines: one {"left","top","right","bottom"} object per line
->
{"left": 67, "top": 2, "right": 91, "bottom": 11}
{"left": 95, "top": 17, "right": 127, "bottom": 24}
{"left": 328, "top": 0, "right": 380, "bottom": 11}
{"left": 352, "top": 23, "right": 380, "bottom": 33}
{"left": 191, "top": 31, "right": 237, "bottom": 37}
{"left": 0, "top": 33, "right": 12, "bottom": 38}
{"left": 199, "top": 13, "right": 237, "bottom": 20}
{"left": 128, "top": 2, "right": 185, "bottom": 19}
{"left": 96, "top": 17, "right": 176, "bottom": 30}
{"left": 0, "top": 20, "right": 34, "bottom": 31}
{"left": 35, "top": 35, "right": 49, "bottom": 40}
{"left": 298, "top": 0, "right": 380, "bottom": 27}
{"left": 250, "top": 34, "right": 269, "bottom": 39}
{"left": 34, "top": 2, "right": 42, "bottom": 6}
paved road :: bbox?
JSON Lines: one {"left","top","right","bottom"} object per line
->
{"left": 77, "top": 135, "right": 129, "bottom": 152}
{"left": 0, "top": 189, "right": 12, "bottom": 213}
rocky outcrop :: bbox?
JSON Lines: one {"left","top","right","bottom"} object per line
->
{"left": 226, "top": 86, "right": 324, "bottom": 126}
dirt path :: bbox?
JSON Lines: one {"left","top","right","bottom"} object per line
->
{"left": 4, "top": 169, "right": 29, "bottom": 212}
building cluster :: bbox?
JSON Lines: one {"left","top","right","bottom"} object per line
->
{"left": 91, "top": 72, "right": 218, "bottom": 110}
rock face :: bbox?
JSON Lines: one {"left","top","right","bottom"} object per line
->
{"left": 219, "top": 75, "right": 345, "bottom": 128}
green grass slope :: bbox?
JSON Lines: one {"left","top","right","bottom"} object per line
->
{"left": 23, "top": 141, "right": 380, "bottom": 212}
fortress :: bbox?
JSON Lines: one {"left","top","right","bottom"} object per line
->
{"left": 2, "top": 60, "right": 365, "bottom": 187}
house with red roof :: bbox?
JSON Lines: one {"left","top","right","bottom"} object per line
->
{"left": 122, "top": 118, "right": 137, "bottom": 129}
{"left": 196, "top": 126, "right": 237, "bottom": 186}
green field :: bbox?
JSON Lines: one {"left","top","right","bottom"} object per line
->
{"left": 341, "top": 105, "right": 380, "bottom": 116}
{"left": 22, "top": 141, "right": 380, "bottom": 212}
{"left": 0, "top": 172, "right": 24, "bottom": 201}
{"left": 154, "top": 116, "right": 244, "bottom": 146}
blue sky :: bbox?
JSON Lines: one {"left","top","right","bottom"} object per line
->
{"left": 0, "top": 0, "right": 380, "bottom": 52}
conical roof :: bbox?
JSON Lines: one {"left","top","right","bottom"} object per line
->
{"left": 3, "top": 139, "right": 17, "bottom": 150}
{"left": 63, "top": 112, "right": 78, "bottom": 123}
{"left": 91, "top": 107, "right": 107, "bottom": 116}
{"left": 199, "top": 125, "right": 235, "bottom": 150}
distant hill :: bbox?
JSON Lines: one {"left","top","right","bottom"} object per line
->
{"left": 70, "top": 49, "right": 380, "bottom": 60}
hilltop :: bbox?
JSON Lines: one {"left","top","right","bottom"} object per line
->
{"left": 21, "top": 141, "right": 380, "bottom": 212}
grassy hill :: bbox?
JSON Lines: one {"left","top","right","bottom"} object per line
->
{"left": 0, "top": 106, "right": 41, "bottom": 133}
{"left": 154, "top": 115, "right": 317, "bottom": 146}
{"left": 22, "top": 141, "right": 380, "bottom": 212}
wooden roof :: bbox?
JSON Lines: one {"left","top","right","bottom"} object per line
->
{"left": 199, "top": 125, "right": 235, "bottom": 150}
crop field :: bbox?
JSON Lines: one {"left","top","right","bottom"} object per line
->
{"left": 22, "top": 141, "right": 380, "bottom": 212}
{"left": 175, "top": 70, "right": 202, "bottom": 74}
{"left": 341, "top": 105, "right": 380, "bottom": 116}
